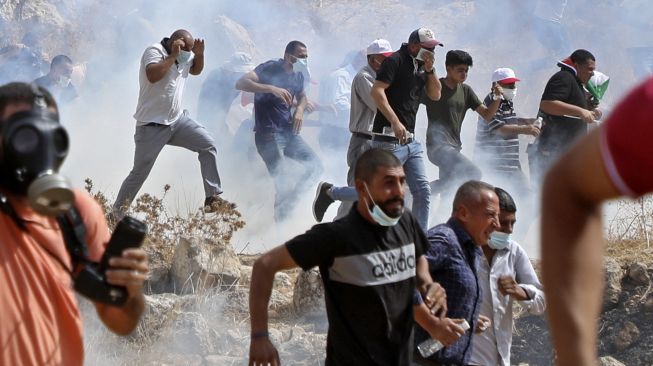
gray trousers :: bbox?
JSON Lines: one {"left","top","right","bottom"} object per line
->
{"left": 113, "top": 111, "right": 222, "bottom": 213}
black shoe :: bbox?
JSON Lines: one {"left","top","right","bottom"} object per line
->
{"left": 204, "top": 195, "right": 237, "bottom": 213}
{"left": 312, "top": 182, "right": 334, "bottom": 222}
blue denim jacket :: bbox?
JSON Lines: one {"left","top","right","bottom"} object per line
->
{"left": 416, "top": 218, "right": 482, "bottom": 365}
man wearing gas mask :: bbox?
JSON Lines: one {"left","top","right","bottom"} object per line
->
{"left": 0, "top": 82, "right": 148, "bottom": 366}
{"left": 113, "top": 29, "right": 230, "bottom": 217}
{"left": 33, "top": 54, "right": 78, "bottom": 104}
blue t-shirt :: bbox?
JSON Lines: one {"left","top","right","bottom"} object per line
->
{"left": 253, "top": 59, "right": 304, "bottom": 133}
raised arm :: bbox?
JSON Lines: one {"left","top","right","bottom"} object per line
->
{"left": 541, "top": 128, "right": 619, "bottom": 365}
{"left": 189, "top": 38, "right": 204, "bottom": 75}
{"left": 144, "top": 39, "right": 183, "bottom": 84}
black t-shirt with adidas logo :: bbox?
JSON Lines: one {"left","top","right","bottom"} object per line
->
{"left": 286, "top": 206, "right": 427, "bottom": 366}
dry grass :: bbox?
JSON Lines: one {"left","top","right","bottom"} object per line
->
{"left": 605, "top": 196, "right": 653, "bottom": 266}
{"left": 84, "top": 178, "right": 245, "bottom": 268}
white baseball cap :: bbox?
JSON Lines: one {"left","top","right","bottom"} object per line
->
{"left": 491, "top": 67, "right": 521, "bottom": 84}
{"left": 224, "top": 52, "right": 254, "bottom": 73}
{"left": 366, "top": 39, "right": 394, "bottom": 56}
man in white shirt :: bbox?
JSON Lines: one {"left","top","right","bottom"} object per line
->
{"left": 113, "top": 29, "right": 230, "bottom": 217}
{"left": 470, "top": 187, "right": 546, "bottom": 366}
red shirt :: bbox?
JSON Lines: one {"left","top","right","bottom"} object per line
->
{"left": 600, "top": 76, "right": 653, "bottom": 197}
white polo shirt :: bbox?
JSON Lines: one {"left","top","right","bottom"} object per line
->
{"left": 133, "top": 42, "right": 194, "bottom": 125}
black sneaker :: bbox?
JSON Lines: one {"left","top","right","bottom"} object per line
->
{"left": 312, "top": 182, "right": 334, "bottom": 222}
{"left": 204, "top": 195, "right": 237, "bottom": 213}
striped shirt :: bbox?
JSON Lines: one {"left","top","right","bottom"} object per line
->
{"left": 474, "top": 95, "right": 521, "bottom": 174}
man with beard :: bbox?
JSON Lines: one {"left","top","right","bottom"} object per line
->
{"left": 366, "top": 28, "right": 443, "bottom": 231}
{"left": 249, "top": 148, "right": 452, "bottom": 366}
{"left": 414, "top": 180, "right": 500, "bottom": 365}
{"left": 33, "top": 55, "right": 78, "bottom": 104}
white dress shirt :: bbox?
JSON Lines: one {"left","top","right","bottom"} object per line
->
{"left": 469, "top": 240, "right": 546, "bottom": 366}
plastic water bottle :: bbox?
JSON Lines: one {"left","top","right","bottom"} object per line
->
{"left": 417, "top": 320, "right": 470, "bottom": 358}
{"left": 526, "top": 117, "right": 543, "bottom": 145}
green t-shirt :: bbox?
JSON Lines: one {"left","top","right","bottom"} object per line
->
{"left": 422, "top": 78, "right": 482, "bottom": 149}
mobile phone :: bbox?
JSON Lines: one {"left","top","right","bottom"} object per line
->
{"left": 98, "top": 216, "right": 147, "bottom": 272}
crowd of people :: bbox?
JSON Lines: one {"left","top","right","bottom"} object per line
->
{"left": 0, "top": 4, "right": 652, "bottom": 364}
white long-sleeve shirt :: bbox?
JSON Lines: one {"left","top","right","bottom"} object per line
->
{"left": 469, "top": 240, "right": 546, "bottom": 366}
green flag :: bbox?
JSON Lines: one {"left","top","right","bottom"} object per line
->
{"left": 587, "top": 71, "right": 610, "bottom": 102}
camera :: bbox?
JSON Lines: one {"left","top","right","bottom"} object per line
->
{"left": 74, "top": 216, "right": 147, "bottom": 306}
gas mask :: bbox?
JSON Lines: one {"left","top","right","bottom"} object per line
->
{"left": 0, "top": 87, "right": 74, "bottom": 216}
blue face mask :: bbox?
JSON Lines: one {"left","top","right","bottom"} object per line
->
{"left": 364, "top": 183, "right": 402, "bottom": 226}
{"left": 488, "top": 231, "right": 511, "bottom": 250}
{"left": 177, "top": 50, "right": 193, "bottom": 65}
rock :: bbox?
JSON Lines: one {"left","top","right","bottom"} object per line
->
{"left": 644, "top": 295, "right": 653, "bottom": 312}
{"left": 293, "top": 268, "right": 325, "bottom": 317}
{"left": 144, "top": 249, "right": 171, "bottom": 293}
{"left": 210, "top": 15, "right": 260, "bottom": 63}
{"left": 604, "top": 257, "right": 624, "bottom": 310}
{"left": 611, "top": 320, "right": 640, "bottom": 351}
{"left": 599, "top": 356, "right": 626, "bottom": 366}
{"left": 171, "top": 236, "right": 241, "bottom": 293}
{"left": 627, "top": 262, "right": 650, "bottom": 285}
{"left": 133, "top": 293, "right": 185, "bottom": 343}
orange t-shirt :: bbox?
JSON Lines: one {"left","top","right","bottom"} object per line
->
{"left": 0, "top": 189, "right": 110, "bottom": 366}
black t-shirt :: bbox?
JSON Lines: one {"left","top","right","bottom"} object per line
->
{"left": 538, "top": 66, "right": 589, "bottom": 152}
{"left": 286, "top": 206, "right": 428, "bottom": 366}
{"left": 372, "top": 44, "right": 427, "bottom": 134}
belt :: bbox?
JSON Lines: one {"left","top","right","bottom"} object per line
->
{"left": 352, "top": 132, "right": 372, "bottom": 140}
{"left": 371, "top": 133, "right": 414, "bottom": 144}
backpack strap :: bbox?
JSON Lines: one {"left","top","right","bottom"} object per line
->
{"left": 56, "top": 206, "right": 91, "bottom": 267}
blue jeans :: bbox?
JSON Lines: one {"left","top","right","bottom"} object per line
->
{"left": 255, "top": 130, "right": 323, "bottom": 222}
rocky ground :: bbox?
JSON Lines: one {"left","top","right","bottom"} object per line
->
{"left": 81, "top": 230, "right": 653, "bottom": 366}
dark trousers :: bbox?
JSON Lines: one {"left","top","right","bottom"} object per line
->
{"left": 255, "top": 130, "right": 323, "bottom": 222}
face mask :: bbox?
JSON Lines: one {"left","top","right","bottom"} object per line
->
{"left": 177, "top": 50, "right": 193, "bottom": 65}
{"left": 0, "top": 89, "right": 73, "bottom": 216}
{"left": 363, "top": 183, "right": 402, "bottom": 226}
{"left": 57, "top": 75, "right": 71, "bottom": 88}
{"left": 488, "top": 231, "right": 511, "bottom": 250}
{"left": 502, "top": 88, "right": 517, "bottom": 101}
{"left": 292, "top": 57, "right": 311, "bottom": 86}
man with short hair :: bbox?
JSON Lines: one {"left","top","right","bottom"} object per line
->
{"left": 423, "top": 50, "right": 503, "bottom": 198}
{"left": 469, "top": 187, "right": 546, "bottom": 366}
{"left": 542, "top": 76, "right": 653, "bottom": 365}
{"left": 197, "top": 51, "right": 254, "bottom": 147}
{"left": 533, "top": 49, "right": 601, "bottom": 182}
{"left": 249, "top": 148, "right": 447, "bottom": 365}
{"left": 33, "top": 54, "right": 78, "bottom": 104}
{"left": 236, "top": 40, "right": 322, "bottom": 222}
{"left": 415, "top": 180, "right": 500, "bottom": 365}
{"left": 312, "top": 38, "right": 394, "bottom": 222}
{"left": 0, "top": 82, "right": 148, "bottom": 366}
{"left": 113, "top": 29, "right": 229, "bottom": 217}
{"left": 366, "top": 27, "right": 443, "bottom": 230}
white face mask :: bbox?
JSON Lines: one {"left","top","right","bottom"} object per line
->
{"left": 363, "top": 183, "right": 402, "bottom": 226}
{"left": 502, "top": 88, "right": 517, "bottom": 101}
{"left": 488, "top": 231, "right": 511, "bottom": 250}
{"left": 57, "top": 75, "right": 71, "bottom": 88}
{"left": 292, "top": 57, "right": 311, "bottom": 85}
{"left": 177, "top": 50, "right": 193, "bottom": 65}
{"left": 415, "top": 47, "right": 434, "bottom": 62}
